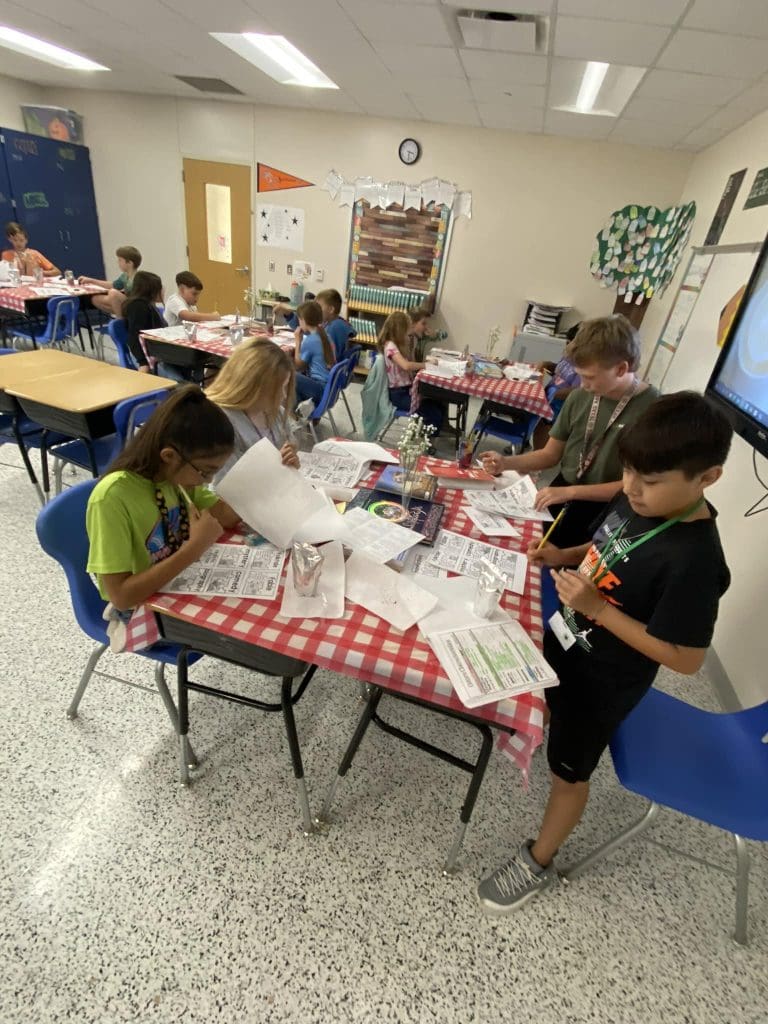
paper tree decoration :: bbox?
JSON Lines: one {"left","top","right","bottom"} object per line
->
{"left": 590, "top": 202, "right": 696, "bottom": 302}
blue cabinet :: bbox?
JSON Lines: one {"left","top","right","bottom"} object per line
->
{"left": 0, "top": 148, "right": 13, "bottom": 231}
{"left": 0, "top": 128, "right": 104, "bottom": 277}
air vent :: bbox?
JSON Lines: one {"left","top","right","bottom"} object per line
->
{"left": 456, "top": 10, "right": 546, "bottom": 53}
{"left": 174, "top": 76, "right": 244, "bottom": 95}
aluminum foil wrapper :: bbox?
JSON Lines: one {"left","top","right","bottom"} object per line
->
{"left": 292, "top": 541, "right": 324, "bottom": 598}
{"left": 472, "top": 558, "right": 505, "bottom": 618}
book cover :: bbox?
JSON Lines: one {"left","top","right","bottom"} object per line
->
{"left": 431, "top": 464, "right": 496, "bottom": 489}
{"left": 472, "top": 358, "right": 504, "bottom": 379}
{"left": 347, "top": 488, "right": 445, "bottom": 545}
{"left": 375, "top": 464, "right": 438, "bottom": 501}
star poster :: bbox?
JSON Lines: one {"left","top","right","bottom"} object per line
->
{"left": 256, "top": 204, "right": 305, "bottom": 252}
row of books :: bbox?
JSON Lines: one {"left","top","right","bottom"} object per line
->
{"left": 521, "top": 300, "right": 571, "bottom": 337}
{"left": 348, "top": 284, "right": 430, "bottom": 315}
{"left": 349, "top": 316, "right": 379, "bottom": 344}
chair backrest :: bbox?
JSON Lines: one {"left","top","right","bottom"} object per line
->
{"left": 47, "top": 296, "right": 80, "bottom": 341}
{"left": 107, "top": 318, "right": 137, "bottom": 370}
{"left": 113, "top": 388, "right": 170, "bottom": 444}
{"left": 36, "top": 478, "right": 107, "bottom": 643}
{"left": 310, "top": 358, "right": 351, "bottom": 418}
{"left": 340, "top": 345, "right": 362, "bottom": 388}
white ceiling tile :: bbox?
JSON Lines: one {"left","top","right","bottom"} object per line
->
{"left": 635, "top": 69, "right": 749, "bottom": 105}
{"left": 683, "top": 0, "right": 768, "bottom": 39}
{"left": 470, "top": 80, "right": 546, "bottom": 106}
{"left": 679, "top": 122, "right": 729, "bottom": 148}
{"left": 410, "top": 98, "right": 481, "bottom": 127}
{"left": 609, "top": 119, "right": 688, "bottom": 147}
{"left": 375, "top": 44, "right": 463, "bottom": 75}
{"left": 478, "top": 105, "right": 545, "bottom": 132}
{"left": 401, "top": 77, "right": 472, "bottom": 101}
{"left": 557, "top": 0, "right": 687, "bottom": 24}
{"left": 543, "top": 110, "right": 615, "bottom": 138}
{"left": 459, "top": 50, "right": 547, "bottom": 84}
{"left": 441, "top": 0, "right": 553, "bottom": 12}
{"left": 657, "top": 30, "right": 768, "bottom": 79}
{"left": 621, "top": 96, "right": 717, "bottom": 128}
{"left": 703, "top": 105, "right": 757, "bottom": 132}
{"left": 339, "top": 1, "right": 452, "bottom": 45}
{"left": 729, "top": 81, "right": 768, "bottom": 114}
{"left": 359, "top": 95, "right": 423, "bottom": 119}
{"left": 554, "top": 17, "right": 670, "bottom": 65}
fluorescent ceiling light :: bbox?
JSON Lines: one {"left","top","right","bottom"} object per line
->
{"left": 575, "top": 61, "right": 609, "bottom": 113}
{"left": 0, "top": 26, "right": 108, "bottom": 71}
{"left": 211, "top": 33, "right": 338, "bottom": 89}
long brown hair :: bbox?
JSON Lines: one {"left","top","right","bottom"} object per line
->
{"left": 377, "top": 311, "right": 411, "bottom": 358}
{"left": 122, "top": 270, "right": 162, "bottom": 316}
{"left": 108, "top": 385, "right": 234, "bottom": 478}
{"left": 206, "top": 339, "right": 295, "bottom": 428}
{"left": 298, "top": 300, "right": 335, "bottom": 368}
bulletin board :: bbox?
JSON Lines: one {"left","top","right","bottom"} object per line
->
{"left": 347, "top": 200, "right": 452, "bottom": 310}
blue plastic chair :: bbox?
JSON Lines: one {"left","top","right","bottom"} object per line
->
{"left": 561, "top": 687, "right": 768, "bottom": 945}
{"left": 338, "top": 345, "right": 362, "bottom": 433}
{"left": 36, "top": 478, "right": 201, "bottom": 749}
{"left": 106, "top": 318, "right": 138, "bottom": 369}
{"left": 305, "top": 356, "right": 354, "bottom": 443}
{"left": 49, "top": 387, "right": 170, "bottom": 494}
{"left": 11, "top": 295, "right": 81, "bottom": 350}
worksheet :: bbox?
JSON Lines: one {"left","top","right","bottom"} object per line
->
{"left": 341, "top": 508, "right": 424, "bottom": 564}
{"left": 427, "top": 529, "right": 527, "bottom": 594}
{"left": 466, "top": 477, "right": 554, "bottom": 522}
{"left": 464, "top": 507, "right": 522, "bottom": 538}
{"left": 298, "top": 450, "right": 368, "bottom": 488}
{"left": 161, "top": 543, "right": 285, "bottom": 599}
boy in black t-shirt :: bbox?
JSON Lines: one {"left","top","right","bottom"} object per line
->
{"left": 478, "top": 392, "right": 733, "bottom": 915}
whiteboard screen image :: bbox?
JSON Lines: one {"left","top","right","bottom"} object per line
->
{"left": 257, "top": 204, "right": 305, "bottom": 251}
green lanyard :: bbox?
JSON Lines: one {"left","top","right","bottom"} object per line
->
{"left": 590, "top": 497, "right": 704, "bottom": 583}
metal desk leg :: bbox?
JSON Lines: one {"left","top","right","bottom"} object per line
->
{"left": 281, "top": 676, "right": 318, "bottom": 835}
{"left": 318, "top": 685, "right": 383, "bottom": 825}
{"left": 40, "top": 428, "right": 51, "bottom": 502}
{"left": 176, "top": 649, "right": 191, "bottom": 786}
{"left": 443, "top": 724, "right": 493, "bottom": 876}
{"left": 11, "top": 419, "right": 44, "bottom": 505}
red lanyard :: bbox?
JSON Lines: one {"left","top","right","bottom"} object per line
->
{"left": 577, "top": 379, "right": 639, "bottom": 479}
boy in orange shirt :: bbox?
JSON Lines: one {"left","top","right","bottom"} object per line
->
{"left": 2, "top": 221, "right": 59, "bottom": 278}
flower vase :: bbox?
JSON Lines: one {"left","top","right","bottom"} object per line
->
{"left": 399, "top": 450, "right": 420, "bottom": 511}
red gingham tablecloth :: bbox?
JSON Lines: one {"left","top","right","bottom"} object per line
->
{"left": 140, "top": 326, "right": 236, "bottom": 359}
{"left": 150, "top": 458, "right": 547, "bottom": 780}
{"left": 0, "top": 283, "right": 107, "bottom": 314}
{"left": 412, "top": 369, "right": 554, "bottom": 421}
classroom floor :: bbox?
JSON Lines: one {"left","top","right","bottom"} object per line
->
{"left": 1, "top": 358, "right": 766, "bottom": 1024}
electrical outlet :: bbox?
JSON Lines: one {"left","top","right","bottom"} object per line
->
{"left": 315, "top": 268, "right": 325, "bottom": 282}
{"left": 268, "top": 259, "right": 275, "bottom": 273}
{"left": 286, "top": 263, "right": 293, "bottom": 276}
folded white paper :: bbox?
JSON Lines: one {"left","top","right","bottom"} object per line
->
{"left": 345, "top": 551, "right": 438, "bottom": 632}
{"left": 314, "top": 439, "right": 399, "bottom": 465}
{"left": 464, "top": 506, "right": 521, "bottom": 538}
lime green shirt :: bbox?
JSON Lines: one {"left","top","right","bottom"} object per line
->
{"left": 549, "top": 385, "right": 659, "bottom": 485}
{"left": 86, "top": 471, "right": 219, "bottom": 598}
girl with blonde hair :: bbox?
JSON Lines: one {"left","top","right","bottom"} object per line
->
{"left": 378, "top": 311, "right": 443, "bottom": 433}
{"left": 206, "top": 338, "right": 300, "bottom": 482}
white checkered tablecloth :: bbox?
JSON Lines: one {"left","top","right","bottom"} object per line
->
{"left": 140, "top": 325, "right": 236, "bottom": 359}
{"left": 0, "top": 283, "right": 107, "bottom": 314}
{"left": 412, "top": 370, "right": 554, "bottom": 421}
{"left": 149, "top": 459, "right": 547, "bottom": 779}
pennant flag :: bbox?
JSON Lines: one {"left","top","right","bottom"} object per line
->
{"left": 257, "top": 163, "right": 313, "bottom": 193}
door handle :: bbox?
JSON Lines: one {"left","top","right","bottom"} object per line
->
{"left": 235, "top": 265, "right": 249, "bottom": 273}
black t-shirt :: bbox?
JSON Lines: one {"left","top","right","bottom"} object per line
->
{"left": 557, "top": 494, "right": 730, "bottom": 686}
{"left": 124, "top": 299, "right": 166, "bottom": 367}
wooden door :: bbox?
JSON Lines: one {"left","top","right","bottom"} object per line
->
{"left": 182, "top": 159, "right": 251, "bottom": 314}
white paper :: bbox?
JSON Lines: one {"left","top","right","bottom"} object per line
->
{"left": 342, "top": 507, "right": 423, "bottom": 564}
{"left": 279, "top": 541, "right": 346, "bottom": 619}
{"left": 160, "top": 542, "right": 285, "bottom": 599}
{"left": 215, "top": 438, "right": 328, "bottom": 549}
{"left": 427, "top": 359, "right": 466, "bottom": 379}
{"left": 503, "top": 363, "right": 539, "bottom": 381}
{"left": 345, "top": 552, "right": 438, "bottom": 631}
{"left": 314, "top": 439, "right": 399, "bottom": 465}
{"left": 464, "top": 506, "right": 521, "bottom": 538}
{"left": 467, "top": 478, "right": 554, "bottom": 523}
{"left": 322, "top": 170, "right": 344, "bottom": 200}
{"left": 339, "top": 183, "right": 356, "bottom": 208}
{"left": 291, "top": 497, "right": 350, "bottom": 545}
{"left": 455, "top": 191, "right": 472, "bottom": 219}
{"left": 404, "top": 185, "right": 422, "bottom": 211}
{"left": 428, "top": 529, "right": 527, "bottom": 594}
{"left": 387, "top": 182, "right": 405, "bottom": 208}
{"left": 436, "top": 180, "right": 456, "bottom": 211}
{"left": 399, "top": 546, "right": 448, "bottom": 579}
{"left": 417, "top": 576, "right": 509, "bottom": 636}
{"left": 256, "top": 204, "right": 304, "bottom": 252}
{"left": 427, "top": 619, "right": 557, "bottom": 708}
{"left": 420, "top": 177, "right": 440, "bottom": 207}
{"left": 298, "top": 450, "right": 367, "bottom": 488}
{"left": 205, "top": 182, "right": 232, "bottom": 264}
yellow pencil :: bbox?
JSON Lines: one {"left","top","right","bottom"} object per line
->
{"left": 537, "top": 506, "right": 566, "bottom": 550}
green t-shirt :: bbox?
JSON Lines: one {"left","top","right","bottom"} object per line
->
{"left": 112, "top": 271, "right": 134, "bottom": 294}
{"left": 86, "top": 471, "right": 219, "bottom": 598}
{"left": 549, "top": 385, "right": 659, "bottom": 484}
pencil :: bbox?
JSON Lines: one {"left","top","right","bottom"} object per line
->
{"left": 536, "top": 507, "right": 566, "bottom": 550}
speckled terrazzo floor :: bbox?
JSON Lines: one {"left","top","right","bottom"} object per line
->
{"left": 1, "top": 376, "right": 766, "bottom": 1024}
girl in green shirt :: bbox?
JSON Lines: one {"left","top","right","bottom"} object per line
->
{"left": 87, "top": 385, "right": 240, "bottom": 611}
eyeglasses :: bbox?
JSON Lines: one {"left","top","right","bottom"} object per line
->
{"left": 174, "top": 448, "right": 217, "bottom": 482}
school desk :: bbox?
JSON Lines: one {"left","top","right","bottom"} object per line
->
{"left": 148, "top": 458, "right": 546, "bottom": 871}
{"left": 0, "top": 282, "right": 108, "bottom": 315}
{"left": 1, "top": 350, "right": 175, "bottom": 499}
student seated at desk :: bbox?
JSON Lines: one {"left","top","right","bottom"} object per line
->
{"left": 86, "top": 386, "right": 240, "bottom": 613}
{"left": 477, "top": 393, "right": 732, "bottom": 915}
{"left": 316, "top": 288, "right": 356, "bottom": 358}
{"left": 2, "top": 221, "right": 60, "bottom": 278}
{"left": 481, "top": 315, "right": 658, "bottom": 547}
{"left": 379, "top": 311, "right": 444, "bottom": 434}
{"left": 164, "top": 271, "right": 220, "bottom": 327}
{"left": 207, "top": 338, "right": 300, "bottom": 483}
{"left": 293, "top": 300, "right": 336, "bottom": 412}
{"left": 122, "top": 271, "right": 167, "bottom": 373}
{"left": 408, "top": 305, "right": 431, "bottom": 363}
{"left": 274, "top": 293, "right": 314, "bottom": 332}
{"left": 79, "top": 245, "right": 141, "bottom": 318}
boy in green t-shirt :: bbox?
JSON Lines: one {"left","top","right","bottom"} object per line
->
{"left": 80, "top": 244, "right": 142, "bottom": 318}
{"left": 481, "top": 315, "right": 658, "bottom": 547}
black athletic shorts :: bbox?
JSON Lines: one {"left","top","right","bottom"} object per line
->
{"left": 543, "top": 631, "right": 651, "bottom": 784}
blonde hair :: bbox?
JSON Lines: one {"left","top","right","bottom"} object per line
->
{"left": 566, "top": 314, "right": 641, "bottom": 372}
{"left": 378, "top": 311, "right": 411, "bottom": 357}
{"left": 206, "top": 339, "right": 295, "bottom": 428}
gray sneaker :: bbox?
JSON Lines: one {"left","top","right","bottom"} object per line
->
{"left": 296, "top": 398, "right": 316, "bottom": 421}
{"left": 477, "top": 840, "right": 556, "bottom": 915}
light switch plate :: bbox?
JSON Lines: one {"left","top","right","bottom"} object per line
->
{"left": 268, "top": 259, "right": 275, "bottom": 273}
{"left": 286, "top": 263, "right": 293, "bottom": 276}
{"left": 315, "top": 268, "right": 325, "bottom": 282}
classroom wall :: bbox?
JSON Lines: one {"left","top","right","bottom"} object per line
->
{"left": 0, "top": 73, "right": 43, "bottom": 131}
{"left": 663, "top": 110, "right": 768, "bottom": 709}
{"left": 31, "top": 84, "right": 692, "bottom": 348}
